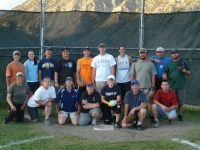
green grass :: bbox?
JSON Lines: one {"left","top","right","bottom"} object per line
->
{"left": 0, "top": 100, "right": 200, "bottom": 150}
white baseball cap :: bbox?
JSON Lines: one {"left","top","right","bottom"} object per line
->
{"left": 108, "top": 75, "right": 115, "bottom": 80}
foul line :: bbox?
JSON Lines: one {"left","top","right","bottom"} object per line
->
{"left": 0, "top": 136, "right": 54, "bottom": 149}
{"left": 171, "top": 138, "right": 200, "bottom": 150}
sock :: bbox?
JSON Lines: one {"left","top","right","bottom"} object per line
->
{"left": 155, "top": 119, "right": 158, "bottom": 122}
{"left": 133, "top": 120, "right": 137, "bottom": 124}
{"left": 137, "top": 121, "right": 142, "bottom": 125}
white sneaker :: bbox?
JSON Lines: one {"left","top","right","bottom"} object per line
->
{"left": 44, "top": 118, "right": 51, "bottom": 125}
{"left": 91, "top": 120, "right": 97, "bottom": 125}
{"left": 24, "top": 114, "right": 31, "bottom": 120}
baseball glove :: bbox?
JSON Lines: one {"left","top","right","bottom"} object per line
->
{"left": 126, "top": 114, "right": 136, "bottom": 123}
{"left": 177, "top": 59, "right": 185, "bottom": 72}
{"left": 79, "top": 76, "right": 86, "bottom": 86}
{"left": 147, "top": 87, "right": 156, "bottom": 100}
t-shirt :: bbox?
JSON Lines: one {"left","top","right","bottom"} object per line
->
{"left": 27, "top": 86, "right": 56, "bottom": 107}
{"left": 80, "top": 90, "right": 101, "bottom": 113}
{"left": 6, "top": 61, "right": 26, "bottom": 85}
{"left": 55, "top": 88, "right": 81, "bottom": 112}
{"left": 150, "top": 56, "right": 171, "bottom": 78}
{"left": 24, "top": 59, "right": 39, "bottom": 82}
{"left": 91, "top": 53, "right": 116, "bottom": 81}
{"left": 130, "top": 60, "right": 157, "bottom": 89}
{"left": 38, "top": 58, "right": 56, "bottom": 80}
{"left": 116, "top": 54, "right": 130, "bottom": 83}
{"left": 124, "top": 90, "right": 147, "bottom": 112}
{"left": 163, "top": 60, "right": 190, "bottom": 89}
{"left": 77, "top": 57, "right": 93, "bottom": 83}
{"left": 101, "top": 84, "right": 121, "bottom": 102}
{"left": 154, "top": 89, "right": 177, "bottom": 107}
{"left": 8, "top": 83, "right": 30, "bottom": 104}
{"left": 54, "top": 58, "right": 76, "bottom": 85}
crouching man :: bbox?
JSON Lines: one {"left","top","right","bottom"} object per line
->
{"left": 78, "top": 82, "right": 101, "bottom": 126}
{"left": 152, "top": 80, "right": 178, "bottom": 128}
{"left": 122, "top": 80, "right": 147, "bottom": 131}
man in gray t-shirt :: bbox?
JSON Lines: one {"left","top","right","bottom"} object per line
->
{"left": 130, "top": 48, "right": 157, "bottom": 123}
{"left": 122, "top": 80, "right": 147, "bottom": 131}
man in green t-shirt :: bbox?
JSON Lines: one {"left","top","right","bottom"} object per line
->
{"left": 163, "top": 49, "right": 191, "bottom": 121}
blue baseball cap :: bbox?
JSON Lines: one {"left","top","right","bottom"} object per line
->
{"left": 66, "top": 76, "right": 73, "bottom": 81}
{"left": 86, "top": 82, "right": 94, "bottom": 87}
{"left": 131, "top": 80, "right": 139, "bottom": 85}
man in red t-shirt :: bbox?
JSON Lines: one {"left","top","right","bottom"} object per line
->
{"left": 152, "top": 80, "right": 177, "bottom": 128}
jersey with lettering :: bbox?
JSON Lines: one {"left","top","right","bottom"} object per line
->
{"left": 101, "top": 84, "right": 121, "bottom": 102}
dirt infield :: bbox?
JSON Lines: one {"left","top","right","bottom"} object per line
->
{"left": 37, "top": 117, "right": 196, "bottom": 142}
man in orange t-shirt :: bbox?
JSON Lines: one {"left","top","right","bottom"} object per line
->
{"left": 76, "top": 47, "right": 93, "bottom": 96}
{"left": 6, "top": 50, "right": 26, "bottom": 89}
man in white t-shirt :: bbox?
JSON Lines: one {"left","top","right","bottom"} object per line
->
{"left": 91, "top": 43, "right": 116, "bottom": 94}
{"left": 27, "top": 76, "right": 56, "bottom": 125}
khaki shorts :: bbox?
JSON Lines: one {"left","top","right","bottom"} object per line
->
{"left": 58, "top": 111, "right": 78, "bottom": 118}
{"left": 95, "top": 81, "right": 107, "bottom": 94}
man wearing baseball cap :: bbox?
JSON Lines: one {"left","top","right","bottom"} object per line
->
{"left": 122, "top": 80, "right": 147, "bottom": 131}
{"left": 76, "top": 47, "right": 93, "bottom": 96}
{"left": 163, "top": 48, "right": 191, "bottom": 121}
{"left": 38, "top": 47, "right": 56, "bottom": 86}
{"left": 78, "top": 82, "right": 101, "bottom": 126}
{"left": 91, "top": 43, "right": 116, "bottom": 94}
{"left": 6, "top": 50, "right": 26, "bottom": 88}
{"left": 150, "top": 47, "right": 171, "bottom": 90}
{"left": 54, "top": 47, "right": 76, "bottom": 91}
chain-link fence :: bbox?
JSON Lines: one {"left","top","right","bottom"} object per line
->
{"left": 0, "top": 9, "right": 200, "bottom": 105}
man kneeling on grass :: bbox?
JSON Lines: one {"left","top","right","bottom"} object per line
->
{"left": 27, "top": 76, "right": 56, "bottom": 125}
{"left": 78, "top": 82, "right": 101, "bottom": 126}
{"left": 152, "top": 80, "right": 178, "bottom": 128}
{"left": 122, "top": 80, "right": 147, "bottom": 131}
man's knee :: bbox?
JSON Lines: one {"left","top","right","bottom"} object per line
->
{"left": 140, "top": 108, "right": 146, "bottom": 115}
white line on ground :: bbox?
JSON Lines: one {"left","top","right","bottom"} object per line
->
{"left": 171, "top": 138, "right": 200, "bottom": 150}
{"left": 0, "top": 135, "right": 54, "bottom": 149}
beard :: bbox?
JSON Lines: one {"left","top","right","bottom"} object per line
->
{"left": 172, "top": 57, "right": 179, "bottom": 60}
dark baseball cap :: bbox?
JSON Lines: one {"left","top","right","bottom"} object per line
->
{"left": 86, "top": 82, "right": 94, "bottom": 87}
{"left": 83, "top": 46, "right": 90, "bottom": 51}
{"left": 65, "top": 76, "right": 73, "bottom": 81}
{"left": 171, "top": 48, "right": 179, "bottom": 53}
{"left": 131, "top": 79, "right": 140, "bottom": 85}
{"left": 62, "top": 47, "right": 69, "bottom": 51}
{"left": 99, "top": 43, "right": 106, "bottom": 47}
{"left": 45, "top": 47, "right": 52, "bottom": 51}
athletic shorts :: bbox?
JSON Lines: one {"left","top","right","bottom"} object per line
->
{"left": 58, "top": 111, "right": 78, "bottom": 118}
{"left": 156, "top": 105, "right": 177, "bottom": 118}
{"left": 28, "top": 105, "right": 45, "bottom": 120}
{"left": 27, "top": 81, "right": 40, "bottom": 93}
{"left": 117, "top": 81, "right": 131, "bottom": 97}
{"left": 95, "top": 81, "right": 107, "bottom": 94}
{"left": 171, "top": 89, "right": 185, "bottom": 106}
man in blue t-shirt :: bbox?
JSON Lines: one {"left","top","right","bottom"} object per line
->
{"left": 38, "top": 47, "right": 56, "bottom": 86}
{"left": 122, "top": 80, "right": 147, "bottom": 131}
{"left": 150, "top": 47, "right": 171, "bottom": 90}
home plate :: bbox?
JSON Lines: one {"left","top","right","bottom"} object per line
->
{"left": 93, "top": 124, "right": 114, "bottom": 131}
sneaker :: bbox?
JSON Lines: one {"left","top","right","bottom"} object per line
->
{"left": 44, "top": 118, "right": 51, "bottom": 125}
{"left": 3, "top": 118, "right": 8, "bottom": 125}
{"left": 152, "top": 121, "right": 160, "bottom": 128}
{"left": 24, "top": 114, "right": 31, "bottom": 120}
{"left": 91, "top": 120, "right": 97, "bottom": 126}
{"left": 115, "top": 122, "right": 121, "bottom": 128}
{"left": 149, "top": 114, "right": 155, "bottom": 124}
{"left": 136, "top": 124, "right": 145, "bottom": 131}
{"left": 178, "top": 115, "right": 183, "bottom": 121}
{"left": 168, "top": 119, "right": 173, "bottom": 125}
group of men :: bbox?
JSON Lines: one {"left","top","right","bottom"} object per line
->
{"left": 5, "top": 43, "right": 190, "bottom": 130}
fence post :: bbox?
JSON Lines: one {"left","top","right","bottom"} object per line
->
{"left": 139, "top": 0, "right": 145, "bottom": 48}
{"left": 40, "top": 0, "right": 45, "bottom": 60}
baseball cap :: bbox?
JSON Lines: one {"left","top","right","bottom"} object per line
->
{"left": 62, "top": 47, "right": 69, "bottom": 51}
{"left": 139, "top": 48, "right": 147, "bottom": 53}
{"left": 45, "top": 47, "right": 53, "bottom": 51}
{"left": 131, "top": 79, "right": 139, "bottom": 85}
{"left": 171, "top": 48, "right": 179, "bottom": 53}
{"left": 99, "top": 43, "right": 106, "bottom": 47}
{"left": 13, "top": 50, "right": 20, "bottom": 55}
{"left": 156, "top": 47, "right": 164, "bottom": 52}
{"left": 83, "top": 46, "right": 90, "bottom": 51}
{"left": 65, "top": 76, "right": 73, "bottom": 81}
{"left": 16, "top": 72, "right": 24, "bottom": 77}
{"left": 86, "top": 82, "right": 94, "bottom": 87}
{"left": 108, "top": 75, "right": 115, "bottom": 80}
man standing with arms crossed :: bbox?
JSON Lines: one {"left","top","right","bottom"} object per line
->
{"left": 91, "top": 43, "right": 116, "bottom": 94}
{"left": 163, "top": 49, "right": 191, "bottom": 121}
{"left": 76, "top": 47, "right": 93, "bottom": 96}
{"left": 130, "top": 48, "right": 157, "bottom": 123}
